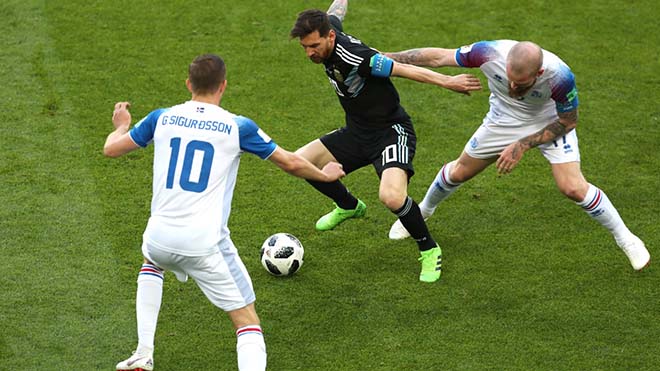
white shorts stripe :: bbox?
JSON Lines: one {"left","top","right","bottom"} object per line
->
{"left": 393, "top": 124, "right": 409, "bottom": 164}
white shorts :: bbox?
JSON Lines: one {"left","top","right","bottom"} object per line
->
{"left": 464, "top": 119, "right": 581, "bottom": 164}
{"left": 142, "top": 239, "right": 255, "bottom": 312}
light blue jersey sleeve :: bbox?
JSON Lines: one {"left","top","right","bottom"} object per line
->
{"left": 129, "top": 108, "right": 168, "bottom": 147}
{"left": 236, "top": 116, "right": 277, "bottom": 159}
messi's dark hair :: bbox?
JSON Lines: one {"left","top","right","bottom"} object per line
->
{"left": 290, "top": 9, "right": 331, "bottom": 39}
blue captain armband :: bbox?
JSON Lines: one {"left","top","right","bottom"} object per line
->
{"left": 370, "top": 54, "right": 394, "bottom": 77}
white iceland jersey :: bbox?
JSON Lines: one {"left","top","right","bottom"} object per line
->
{"left": 129, "top": 101, "right": 277, "bottom": 256}
{"left": 455, "top": 40, "right": 579, "bottom": 130}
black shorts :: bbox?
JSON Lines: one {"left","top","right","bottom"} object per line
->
{"left": 319, "top": 120, "right": 417, "bottom": 178}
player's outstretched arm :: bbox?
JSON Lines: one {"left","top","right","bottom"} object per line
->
{"left": 496, "top": 109, "right": 578, "bottom": 174}
{"left": 391, "top": 62, "right": 482, "bottom": 95}
{"left": 268, "top": 147, "right": 345, "bottom": 182}
{"left": 103, "top": 102, "right": 140, "bottom": 157}
{"left": 385, "top": 48, "right": 458, "bottom": 68}
{"left": 327, "top": 0, "right": 348, "bottom": 20}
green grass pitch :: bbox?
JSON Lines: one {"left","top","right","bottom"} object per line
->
{"left": 1, "top": 1, "right": 659, "bottom": 370}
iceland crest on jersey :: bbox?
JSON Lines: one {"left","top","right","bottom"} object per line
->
{"left": 470, "top": 137, "right": 479, "bottom": 149}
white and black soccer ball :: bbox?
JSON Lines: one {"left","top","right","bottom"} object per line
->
{"left": 260, "top": 233, "right": 304, "bottom": 276}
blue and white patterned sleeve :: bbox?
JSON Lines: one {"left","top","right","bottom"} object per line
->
{"left": 550, "top": 66, "right": 579, "bottom": 113}
{"left": 236, "top": 116, "right": 277, "bottom": 159}
{"left": 455, "top": 41, "right": 498, "bottom": 68}
{"left": 129, "top": 108, "right": 167, "bottom": 147}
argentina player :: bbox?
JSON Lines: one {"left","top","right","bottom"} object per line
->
{"left": 289, "top": 0, "right": 481, "bottom": 283}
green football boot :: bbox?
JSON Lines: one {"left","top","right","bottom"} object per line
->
{"left": 315, "top": 200, "right": 366, "bottom": 231}
{"left": 419, "top": 245, "right": 442, "bottom": 283}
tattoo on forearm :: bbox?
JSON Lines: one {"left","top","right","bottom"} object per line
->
{"left": 512, "top": 142, "right": 524, "bottom": 159}
{"left": 520, "top": 119, "right": 570, "bottom": 149}
{"left": 559, "top": 109, "right": 578, "bottom": 125}
{"left": 327, "top": 0, "right": 348, "bottom": 20}
{"left": 388, "top": 49, "right": 425, "bottom": 65}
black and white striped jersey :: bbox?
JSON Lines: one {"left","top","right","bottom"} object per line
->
{"left": 323, "top": 15, "right": 410, "bottom": 129}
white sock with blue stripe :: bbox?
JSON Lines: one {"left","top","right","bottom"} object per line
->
{"left": 135, "top": 263, "right": 164, "bottom": 355}
{"left": 419, "top": 161, "right": 462, "bottom": 217}
{"left": 577, "top": 184, "right": 630, "bottom": 240}
{"left": 236, "top": 325, "right": 266, "bottom": 371}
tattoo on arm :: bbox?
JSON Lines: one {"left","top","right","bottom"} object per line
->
{"left": 327, "top": 0, "right": 348, "bottom": 20}
{"left": 388, "top": 49, "right": 425, "bottom": 65}
{"left": 558, "top": 109, "right": 578, "bottom": 127}
{"left": 518, "top": 110, "right": 578, "bottom": 149}
{"left": 519, "top": 119, "right": 570, "bottom": 149}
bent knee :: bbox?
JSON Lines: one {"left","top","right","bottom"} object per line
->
{"left": 379, "top": 191, "right": 407, "bottom": 211}
{"left": 450, "top": 171, "right": 469, "bottom": 183}
{"left": 558, "top": 183, "right": 588, "bottom": 202}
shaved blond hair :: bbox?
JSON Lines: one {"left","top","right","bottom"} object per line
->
{"left": 507, "top": 41, "right": 543, "bottom": 78}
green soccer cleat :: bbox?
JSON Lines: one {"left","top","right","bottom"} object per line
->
{"left": 418, "top": 246, "right": 442, "bottom": 283}
{"left": 315, "top": 200, "right": 366, "bottom": 231}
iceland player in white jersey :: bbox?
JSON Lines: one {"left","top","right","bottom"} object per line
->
{"left": 385, "top": 40, "right": 650, "bottom": 271}
{"left": 104, "top": 54, "right": 345, "bottom": 371}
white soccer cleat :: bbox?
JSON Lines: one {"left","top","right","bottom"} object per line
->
{"left": 616, "top": 234, "right": 650, "bottom": 271}
{"left": 388, "top": 217, "right": 431, "bottom": 240}
{"left": 388, "top": 219, "right": 411, "bottom": 240}
{"left": 116, "top": 351, "right": 154, "bottom": 371}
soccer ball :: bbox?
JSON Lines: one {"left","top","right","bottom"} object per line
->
{"left": 260, "top": 233, "right": 304, "bottom": 276}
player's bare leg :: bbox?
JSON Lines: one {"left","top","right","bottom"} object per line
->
{"left": 553, "top": 162, "right": 650, "bottom": 270}
{"left": 297, "top": 139, "right": 366, "bottom": 230}
{"left": 228, "top": 304, "right": 267, "bottom": 371}
{"left": 381, "top": 168, "right": 442, "bottom": 282}
{"left": 295, "top": 139, "right": 336, "bottom": 168}
{"left": 389, "top": 153, "right": 495, "bottom": 240}
{"left": 117, "top": 260, "right": 162, "bottom": 371}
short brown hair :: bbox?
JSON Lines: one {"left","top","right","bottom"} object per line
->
{"left": 290, "top": 9, "right": 331, "bottom": 39}
{"left": 188, "top": 54, "right": 226, "bottom": 95}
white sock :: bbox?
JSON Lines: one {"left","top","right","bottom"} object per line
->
{"left": 236, "top": 325, "right": 267, "bottom": 371}
{"left": 135, "top": 264, "right": 164, "bottom": 355}
{"left": 419, "top": 162, "right": 462, "bottom": 217}
{"left": 577, "top": 184, "right": 630, "bottom": 240}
